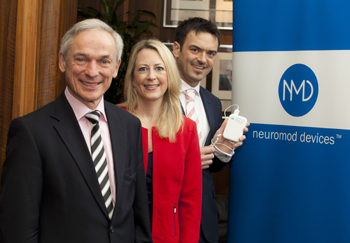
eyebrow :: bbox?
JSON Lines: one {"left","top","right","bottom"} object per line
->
{"left": 100, "top": 54, "right": 111, "bottom": 59}
{"left": 189, "top": 45, "right": 217, "bottom": 54}
{"left": 189, "top": 45, "right": 203, "bottom": 51}
{"left": 73, "top": 53, "right": 111, "bottom": 59}
{"left": 73, "top": 53, "right": 87, "bottom": 57}
{"left": 137, "top": 63, "right": 165, "bottom": 66}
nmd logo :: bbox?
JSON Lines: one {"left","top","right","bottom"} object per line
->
{"left": 278, "top": 64, "right": 318, "bottom": 117}
{"left": 283, "top": 79, "right": 313, "bottom": 102}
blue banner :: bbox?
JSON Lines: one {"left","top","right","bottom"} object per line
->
{"left": 233, "top": 1, "right": 350, "bottom": 52}
{"left": 228, "top": 1, "right": 350, "bottom": 242}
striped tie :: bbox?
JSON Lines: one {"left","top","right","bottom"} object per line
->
{"left": 85, "top": 111, "right": 113, "bottom": 219}
{"left": 185, "top": 89, "right": 202, "bottom": 145}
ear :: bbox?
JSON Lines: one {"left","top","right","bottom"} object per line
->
{"left": 112, "top": 59, "right": 122, "bottom": 78}
{"left": 58, "top": 52, "right": 66, "bottom": 72}
{"left": 173, "top": 41, "right": 180, "bottom": 58}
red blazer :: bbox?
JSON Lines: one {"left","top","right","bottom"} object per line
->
{"left": 142, "top": 117, "right": 202, "bottom": 243}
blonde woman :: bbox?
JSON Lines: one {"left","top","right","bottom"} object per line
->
{"left": 120, "top": 39, "right": 202, "bottom": 242}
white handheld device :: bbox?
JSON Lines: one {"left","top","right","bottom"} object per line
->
{"left": 223, "top": 109, "right": 247, "bottom": 142}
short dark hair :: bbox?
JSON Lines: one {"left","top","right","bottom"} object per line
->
{"left": 174, "top": 17, "right": 221, "bottom": 50}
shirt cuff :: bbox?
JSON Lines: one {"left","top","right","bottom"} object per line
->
{"left": 213, "top": 146, "right": 234, "bottom": 163}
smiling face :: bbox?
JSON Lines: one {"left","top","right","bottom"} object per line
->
{"left": 132, "top": 48, "right": 168, "bottom": 105}
{"left": 59, "top": 29, "right": 121, "bottom": 109}
{"left": 173, "top": 30, "right": 219, "bottom": 87}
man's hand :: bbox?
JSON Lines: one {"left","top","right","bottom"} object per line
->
{"left": 200, "top": 145, "right": 215, "bottom": 169}
{"left": 213, "top": 119, "right": 250, "bottom": 153}
{"left": 200, "top": 121, "right": 250, "bottom": 169}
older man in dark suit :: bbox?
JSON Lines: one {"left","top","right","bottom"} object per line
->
{"left": 173, "top": 17, "right": 249, "bottom": 243}
{"left": 0, "top": 19, "right": 152, "bottom": 243}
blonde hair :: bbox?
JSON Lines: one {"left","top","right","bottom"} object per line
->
{"left": 124, "top": 39, "right": 183, "bottom": 142}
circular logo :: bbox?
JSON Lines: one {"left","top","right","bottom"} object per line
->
{"left": 278, "top": 64, "right": 318, "bottom": 117}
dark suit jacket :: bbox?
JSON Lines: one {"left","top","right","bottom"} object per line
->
{"left": 0, "top": 92, "right": 152, "bottom": 243}
{"left": 199, "top": 87, "right": 233, "bottom": 242}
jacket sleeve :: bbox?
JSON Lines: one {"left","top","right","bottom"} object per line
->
{"left": 179, "top": 120, "right": 202, "bottom": 243}
{"left": 0, "top": 118, "right": 42, "bottom": 243}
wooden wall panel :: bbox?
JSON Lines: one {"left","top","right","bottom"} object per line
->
{"left": 57, "top": 0, "right": 78, "bottom": 94}
{"left": 0, "top": 0, "right": 18, "bottom": 178}
{"left": 38, "top": 0, "right": 78, "bottom": 108}
{"left": 12, "top": 0, "right": 42, "bottom": 118}
{"left": 37, "top": 0, "right": 62, "bottom": 108}
{"left": 12, "top": 0, "right": 78, "bottom": 118}
{"left": 0, "top": 0, "right": 78, "bottom": 181}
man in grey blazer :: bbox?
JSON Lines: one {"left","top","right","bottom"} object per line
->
{"left": 0, "top": 19, "right": 152, "bottom": 243}
{"left": 173, "top": 17, "right": 249, "bottom": 243}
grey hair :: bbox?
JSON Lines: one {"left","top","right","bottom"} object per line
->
{"left": 60, "top": 19, "right": 124, "bottom": 64}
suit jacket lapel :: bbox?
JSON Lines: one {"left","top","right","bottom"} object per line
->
{"left": 104, "top": 102, "right": 127, "bottom": 218}
{"left": 199, "top": 87, "right": 216, "bottom": 146}
{"left": 51, "top": 93, "right": 109, "bottom": 218}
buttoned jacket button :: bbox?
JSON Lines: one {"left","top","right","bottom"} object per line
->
{"left": 109, "top": 226, "right": 115, "bottom": 233}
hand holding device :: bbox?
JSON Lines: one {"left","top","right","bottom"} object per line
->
{"left": 223, "top": 106, "right": 247, "bottom": 142}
